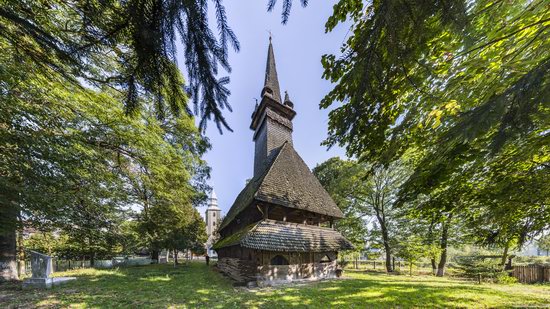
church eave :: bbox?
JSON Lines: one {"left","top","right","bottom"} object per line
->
{"left": 250, "top": 95, "right": 296, "bottom": 131}
{"left": 214, "top": 219, "right": 354, "bottom": 252}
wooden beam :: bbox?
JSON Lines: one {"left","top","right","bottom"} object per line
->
{"left": 263, "top": 204, "right": 269, "bottom": 219}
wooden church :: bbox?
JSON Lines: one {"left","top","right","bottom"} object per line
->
{"left": 213, "top": 38, "right": 353, "bottom": 286}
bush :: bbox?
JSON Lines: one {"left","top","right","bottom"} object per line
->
{"left": 338, "top": 259, "right": 350, "bottom": 269}
{"left": 454, "top": 255, "right": 506, "bottom": 282}
{"left": 495, "top": 272, "right": 518, "bottom": 284}
{"left": 513, "top": 256, "right": 550, "bottom": 266}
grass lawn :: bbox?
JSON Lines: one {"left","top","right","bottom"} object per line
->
{"left": 2, "top": 262, "right": 549, "bottom": 308}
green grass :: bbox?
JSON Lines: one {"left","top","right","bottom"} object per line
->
{"left": 2, "top": 262, "right": 549, "bottom": 308}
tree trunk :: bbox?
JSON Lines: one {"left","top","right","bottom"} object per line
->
{"left": 151, "top": 250, "right": 159, "bottom": 262}
{"left": 431, "top": 258, "right": 437, "bottom": 275}
{"left": 0, "top": 203, "right": 18, "bottom": 281}
{"left": 0, "top": 228, "right": 18, "bottom": 281}
{"left": 377, "top": 215, "right": 393, "bottom": 273}
{"left": 436, "top": 249, "right": 447, "bottom": 277}
{"left": 90, "top": 253, "right": 95, "bottom": 267}
{"left": 428, "top": 218, "right": 437, "bottom": 275}
{"left": 384, "top": 243, "right": 393, "bottom": 273}
{"left": 436, "top": 213, "right": 452, "bottom": 277}
{"left": 174, "top": 250, "right": 178, "bottom": 266}
{"left": 17, "top": 229, "right": 25, "bottom": 277}
{"left": 500, "top": 243, "right": 509, "bottom": 270}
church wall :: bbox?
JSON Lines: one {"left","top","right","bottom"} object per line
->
{"left": 217, "top": 257, "right": 257, "bottom": 283}
{"left": 217, "top": 249, "right": 340, "bottom": 286}
{"left": 253, "top": 110, "right": 293, "bottom": 178}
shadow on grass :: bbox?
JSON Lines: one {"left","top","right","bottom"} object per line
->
{"left": 3, "top": 263, "right": 549, "bottom": 308}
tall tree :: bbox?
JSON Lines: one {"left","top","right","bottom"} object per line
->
{"left": 320, "top": 0, "right": 549, "bottom": 248}
{"left": 0, "top": 39, "right": 208, "bottom": 280}
{"left": 314, "top": 157, "right": 409, "bottom": 273}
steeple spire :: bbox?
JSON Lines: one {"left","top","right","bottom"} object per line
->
{"left": 251, "top": 36, "right": 296, "bottom": 177}
{"left": 262, "top": 37, "right": 282, "bottom": 103}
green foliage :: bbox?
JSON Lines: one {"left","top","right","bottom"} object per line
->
{"left": 537, "top": 234, "right": 550, "bottom": 255}
{"left": 0, "top": 0, "right": 241, "bottom": 130}
{"left": 321, "top": 0, "right": 550, "bottom": 248}
{"left": 314, "top": 156, "right": 416, "bottom": 273}
{"left": 395, "top": 235, "right": 431, "bottom": 275}
{"left": 313, "top": 157, "right": 368, "bottom": 249}
{"left": 454, "top": 254, "right": 516, "bottom": 283}
{"left": 0, "top": 30, "right": 209, "bottom": 260}
{"left": 495, "top": 272, "right": 518, "bottom": 285}
{"left": 24, "top": 233, "right": 64, "bottom": 257}
{"left": 514, "top": 255, "right": 550, "bottom": 265}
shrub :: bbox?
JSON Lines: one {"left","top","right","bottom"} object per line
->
{"left": 495, "top": 272, "right": 518, "bottom": 284}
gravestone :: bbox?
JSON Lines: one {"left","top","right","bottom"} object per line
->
{"left": 158, "top": 250, "right": 168, "bottom": 264}
{"left": 22, "top": 251, "right": 76, "bottom": 289}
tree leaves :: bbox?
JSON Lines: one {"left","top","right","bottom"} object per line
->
{"left": 322, "top": 0, "right": 550, "bottom": 247}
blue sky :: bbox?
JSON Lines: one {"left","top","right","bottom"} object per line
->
{"left": 179, "top": 1, "right": 351, "bottom": 217}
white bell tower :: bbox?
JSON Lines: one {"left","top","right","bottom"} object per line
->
{"left": 205, "top": 190, "right": 221, "bottom": 256}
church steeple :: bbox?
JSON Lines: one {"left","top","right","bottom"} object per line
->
{"left": 261, "top": 37, "right": 282, "bottom": 103}
{"left": 251, "top": 38, "right": 296, "bottom": 177}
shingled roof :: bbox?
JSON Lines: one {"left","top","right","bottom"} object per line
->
{"left": 214, "top": 220, "right": 353, "bottom": 252}
{"left": 219, "top": 142, "right": 344, "bottom": 231}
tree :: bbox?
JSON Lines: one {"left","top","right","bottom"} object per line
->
{"left": 395, "top": 235, "right": 431, "bottom": 276}
{"left": 313, "top": 158, "right": 368, "bottom": 249}
{"left": 314, "top": 157, "right": 410, "bottom": 273}
{"left": 0, "top": 0, "right": 304, "bottom": 281}
{"left": 320, "top": 0, "right": 549, "bottom": 253}
{"left": 0, "top": 38, "right": 208, "bottom": 279}
{"left": 0, "top": 0, "right": 240, "bottom": 129}
{"left": 536, "top": 234, "right": 550, "bottom": 257}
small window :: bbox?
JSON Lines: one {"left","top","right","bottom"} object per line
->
{"left": 320, "top": 255, "right": 331, "bottom": 263}
{"left": 270, "top": 255, "right": 289, "bottom": 265}
{"left": 213, "top": 212, "right": 216, "bottom": 217}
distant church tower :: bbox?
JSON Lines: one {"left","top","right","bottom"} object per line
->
{"left": 205, "top": 190, "right": 221, "bottom": 256}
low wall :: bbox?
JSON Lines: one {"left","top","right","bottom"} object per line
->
{"left": 94, "top": 258, "right": 155, "bottom": 268}
{"left": 256, "top": 261, "right": 338, "bottom": 286}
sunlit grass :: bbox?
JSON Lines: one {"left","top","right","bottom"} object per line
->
{"left": 2, "top": 262, "right": 549, "bottom": 308}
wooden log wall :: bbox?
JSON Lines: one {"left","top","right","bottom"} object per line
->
{"left": 217, "top": 257, "right": 256, "bottom": 283}
{"left": 512, "top": 265, "right": 550, "bottom": 283}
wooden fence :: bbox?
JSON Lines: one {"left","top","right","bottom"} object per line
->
{"left": 512, "top": 265, "right": 550, "bottom": 283}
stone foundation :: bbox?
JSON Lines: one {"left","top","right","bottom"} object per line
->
{"left": 22, "top": 277, "right": 76, "bottom": 289}
{"left": 256, "top": 261, "right": 337, "bottom": 286}
{"left": 217, "top": 257, "right": 338, "bottom": 286}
